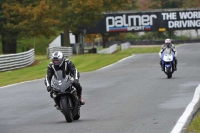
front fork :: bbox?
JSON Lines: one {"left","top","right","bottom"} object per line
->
{"left": 50, "top": 90, "right": 79, "bottom": 112}
{"left": 161, "top": 61, "right": 175, "bottom": 71}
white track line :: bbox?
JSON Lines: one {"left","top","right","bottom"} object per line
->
{"left": 0, "top": 79, "right": 43, "bottom": 89}
{"left": 171, "top": 84, "right": 200, "bottom": 133}
{"left": 97, "top": 55, "right": 135, "bottom": 70}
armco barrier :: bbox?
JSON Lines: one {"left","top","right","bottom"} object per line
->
{"left": 121, "top": 42, "right": 130, "bottom": 50}
{"left": 47, "top": 46, "right": 73, "bottom": 58}
{"left": 97, "top": 44, "right": 117, "bottom": 54}
{"left": 0, "top": 49, "right": 35, "bottom": 72}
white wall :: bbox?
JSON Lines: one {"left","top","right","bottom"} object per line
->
{"left": 138, "top": 29, "right": 200, "bottom": 38}
{"left": 49, "top": 33, "right": 75, "bottom": 47}
{"left": 175, "top": 29, "right": 199, "bottom": 37}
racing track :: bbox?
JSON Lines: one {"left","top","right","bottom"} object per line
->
{"left": 0, "top": 43, "right": 200, "bottom": 133}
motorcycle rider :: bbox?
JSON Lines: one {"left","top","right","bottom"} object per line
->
{"left": 44, "top": 51, "right": 85, "bottom": 108}
{"left": 159, "top": 38, "right": 178, "bottom": 71}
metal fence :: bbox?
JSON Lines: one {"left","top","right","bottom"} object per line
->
{"left": 96, "top": 42, "right": 131, "bottom": 54}
{"left": 97, "top": 44, "right": 117, "bottom": 54}
{"left": 121, "top": 42, "right": 130, "bottom": 50}
{"left": 0, "top": 49, "right": 35, "bottom": 72}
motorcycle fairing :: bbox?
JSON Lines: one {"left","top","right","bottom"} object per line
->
{"left": 51, "top": 70, "right": 73, "bottom": 93}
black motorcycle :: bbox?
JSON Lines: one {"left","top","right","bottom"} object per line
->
{"left": 50, "top": 70, "right": 81, "bottom": 122}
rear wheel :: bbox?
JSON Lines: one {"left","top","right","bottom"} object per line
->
{"left": 60, "top": 98, "right": 73, "bottom": 122}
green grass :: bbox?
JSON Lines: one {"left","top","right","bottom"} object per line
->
{"left": 72, "top": 46, "right": 161, "bottom": 72}
{"left": 187, "top": 110, "right": 200, "bottom": 133}
{"left": 0, "top": 46, "right": 160, "bottom": 87}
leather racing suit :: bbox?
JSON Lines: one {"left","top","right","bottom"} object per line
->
{"left": 159, "top": 43, "right": 178, "bottom": 71}
{"left": 44, "top": 59, "right": 84, "bottom": 105}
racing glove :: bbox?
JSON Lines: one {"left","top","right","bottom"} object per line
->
{"left": 47, "top": 86, "right": 52, "bottom": 92}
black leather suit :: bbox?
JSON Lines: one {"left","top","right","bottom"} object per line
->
{"left": 45, "top": 59, "right": 82, "bottom": 95}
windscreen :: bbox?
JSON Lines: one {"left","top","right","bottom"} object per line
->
{"left": 55, "top": 70, "right": 66, "bottom": 81}
{"left": 163, "top": 48, "right": 172, "bottom": 55}
{"left": 51, "top": 70, "right": 72, "bottom": 92}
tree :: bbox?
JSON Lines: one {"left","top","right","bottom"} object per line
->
{"left": 100, "top": 0, "right": 139, "bottom": 48}
{"left": 147, "top": 0, "right": 184, "bottom": 40}
{"left": 56, "top": 0, "right": 139, "bottom": 47}
{"left": 1, "top": 0, "right": 59, "bottom": 53}
{"left": 103, "top": 0, "right": 138, "bottom": 11}
{"left": 148, "top": 0, "right": 200, "bottom": 13}
{"left": 148, "top": 0, "right": 183, "bottom": 9}
{"left": 57, "top": 0, "right": 104, "bottom": 46}
{"left": 183, "top": 0, "right": 200, "bottom": 8}
{"left": 1, "top": 0, "right": 139, "bottom": 53}
{"left": 138, "top": 0, "right": 151, "bottom": 10}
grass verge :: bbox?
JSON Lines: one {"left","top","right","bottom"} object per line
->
{"left": 187, "top": 109, "right": 200, "bottom": 133}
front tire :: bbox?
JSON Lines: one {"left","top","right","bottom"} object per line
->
{"left": 166, "top": 67, "right": 172, "bottom": 79}
{"left": 60, "top": 98, "right": 73, "bottom": 122}
{"left": 73, "top": 109, "right": 80, "bottom": 120}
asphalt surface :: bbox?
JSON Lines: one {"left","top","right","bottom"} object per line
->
{"left": 0, "top": 43, "right": 200, "bottom": 133}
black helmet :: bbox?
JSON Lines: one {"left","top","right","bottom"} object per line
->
{"left": 51, "top": 51, "right": 64, "bottom": 67}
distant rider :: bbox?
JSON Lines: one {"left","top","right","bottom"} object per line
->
{"left": 44, "top": 51, "right": 85, "bottom": 109}
{"left": 159, "top": 38, "right": 177, "bottom": 71}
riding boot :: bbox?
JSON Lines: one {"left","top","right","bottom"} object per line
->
{"left": 77, "top": 91, "right": 85, "bottom": 105}
{"left": 160, "top": 60, "right": 163, "bottom": 71}
{"left": 174, "top": 59, "right": 177, "bottom": 71}
{"left": 53, "top": 97, "right": 60, "bottom": 110}
{"left": 174, "top": 64, "right": 177, "bottom": 71}
{"left": 162, "top": 65, "right": 164, "bottom": 71}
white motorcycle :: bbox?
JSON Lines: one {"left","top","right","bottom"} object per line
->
{"left": 161, "top": 50, "right": 176, "bottom": 78}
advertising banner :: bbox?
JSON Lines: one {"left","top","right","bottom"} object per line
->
{"left": 86, "top": 9, "right": 200, "bottom": 34}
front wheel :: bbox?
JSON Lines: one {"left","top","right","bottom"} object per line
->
{"left": 73, "top": 109, "right": 80, "bottom": 120}
{"left": 166, "top": 67, "right": 172, "bottom": 79}
{"left": 60, "top": 98, "right": 73, "bottom": 122}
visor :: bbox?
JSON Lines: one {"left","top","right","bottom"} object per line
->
{"left": 53, "top": 59, "right": 61, "bottom": 65}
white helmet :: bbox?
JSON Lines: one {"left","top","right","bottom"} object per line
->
{"left": 51, "top": 51, "right": 64, "bottom": 67}
{"left": 165, "top": 38, "right": 171, "bottom": 44}
{"left": 165, "top": 38, "right": 171, "bottom": 47}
